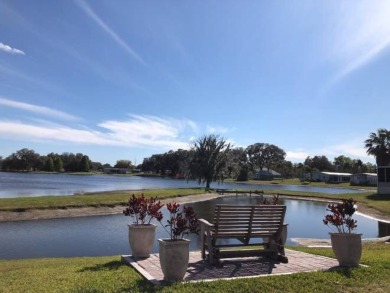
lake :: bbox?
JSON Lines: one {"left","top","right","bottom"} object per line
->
{"left": 0, "top": 196, "right": 386, "bottom": 260}
{"left": 0, "top": 172, "right": 365, "bottom": 198}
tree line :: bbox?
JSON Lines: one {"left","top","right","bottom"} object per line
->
{"left": 139, "top": 136, "right": 377, "bottom": 184}
{"left": 1, "top": 129, "right": 389, "bottom": 185}
{"left": 0, "top": 149, "right": 134, "bottom": 173}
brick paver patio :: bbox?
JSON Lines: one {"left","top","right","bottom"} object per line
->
{"left": 121, "top": 249, "right": 340, "bottom": 285}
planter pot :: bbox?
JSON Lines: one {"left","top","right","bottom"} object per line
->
{"left": 128, "top": 224, "right": 156, "bottom": 258}
{"left": 330, "top": 233, "right": 362, "bottom": 267}
{"left": 158, "top": 238, "right": 190, "bottom": 281}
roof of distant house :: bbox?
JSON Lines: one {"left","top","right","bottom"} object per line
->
{"left": 320, "top": 171, "right": 352, "bottom": 176}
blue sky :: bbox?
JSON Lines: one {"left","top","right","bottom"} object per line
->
{"left": 1, "top": 0, "right": 390, "bottom": 166}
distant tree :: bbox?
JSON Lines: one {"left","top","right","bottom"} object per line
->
{"left": 304, "top": 155, "right": 334, "bottom": 172}
{"left": 263, "top": 144, "right": 286, "bottom": 170}
{"left": 188, "top": 134, "right": 231, "bottom": 190}
{"left": 80, "top": 155, "right": 91, "bottom": 172}
{"left": 54, "top": 157, "right": 63, "bottom": 172}
{"left": 2, "top": 148, "right": 41, "bottom": 171}
{"left": 333, "top": 155, "right": 353, "bottom": 172}
{"left": 90, "top": 161, "right": 103, "bottom": 171}
{"left": 364, "top": 128, "right": 390, "bottom": 166}
{"left": 114, "top": 160, "right": 132, "bottom": 169}
{"left": 236, "top": 166, "right": 249, "bottom": 181}
{"left": 273, "top": 160, "right": 293, "bottom": 179}
{"left": 225, "top": 147, "right": 247, "bottom": 179}
{"left": 246, "top": 143, "right": 286, "bottom": 172}
{"left": 362, "top": 162, "right": 376, "bottom": 173}
{"left": 44, "top": 157, "right": 55, "bottom": 172}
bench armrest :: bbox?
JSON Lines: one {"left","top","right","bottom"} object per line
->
{"left": 199, "top": 218, "right": 213, "bottom": 227}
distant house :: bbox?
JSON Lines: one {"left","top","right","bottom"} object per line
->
{"left": 252, "top": 168, "right": 282, "bottom": 180}
{"left": 350, "top": 173, "right": 377, "bottom": 186}
{"left": 311, "top": 171, "right": 352, "bottom": 183}
{"left": 377, "top": 166, "right": 390, "bottom": 194}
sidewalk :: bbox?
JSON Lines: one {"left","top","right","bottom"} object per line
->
{"left": 121, "top": 249, "right": 340, "bottom": 285}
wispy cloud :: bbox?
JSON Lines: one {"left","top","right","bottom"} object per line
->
{"left": 0, "top": 97, "right": 79, "bottom": 121}
{"left": 0, "top": 42, "right": 25, "bottom": 55}
{"left": 206, "top": 125, "right": 234, "bottom": 134}
{"left": 328, "top": 2, "right": 390, "bottom": 82}
{"left": 74, "top": 0, "right": 145, "bottom": 65}
{"left": 0, "top": 115, "right": 197, "bottom": 150}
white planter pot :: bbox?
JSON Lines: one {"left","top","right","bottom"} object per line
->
{"left": 128, "top": 224, "right": 156, "bottom": 258}
{"left": 158, "top": 238, "right": 190, "bottom": 281}
{"left": 330, "top": 233, "right": 362, "bottom": 267}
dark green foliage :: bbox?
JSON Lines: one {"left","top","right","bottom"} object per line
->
{"left": 188, "top": 134, "right": 231, "bottom": 189}
{"left": 54, "top": 157, "right": 63, "bottom": 172}
{"left": 237, "top": 166, "right": 249, "bottom": 181}
{"left": 80, "top": 155, "right": 91, "bottom": 172}
{"left": 364, "top": 128, "right": 390, "bottom": 166}
{"left": 44, "top": 157, "right": 55, "bottom": 172}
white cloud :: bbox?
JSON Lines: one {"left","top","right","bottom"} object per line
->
{"left": 285, "top": 150, "right": 310, "bottom": 162}
{"left": 0, "top": 97, "right": 79, "bottom": 121}
{"left": 328, "top": 2, "right": 390, "bottom": 81}
{"left": 0, "top": 42, "right": 25, "bottom": 55}
{"left": 75, "top": 0, "right": 145, "bottom": 65}
{"left": 0, "top": 115, "right": 197, "bottom": 151}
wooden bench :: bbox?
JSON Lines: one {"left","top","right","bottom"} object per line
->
{"left": 199, "top": 204, "right": 288, "bottom": 265}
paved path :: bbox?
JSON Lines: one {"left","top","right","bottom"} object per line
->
{"left": 122, "top": 249, "right": 340, "bottom": 285}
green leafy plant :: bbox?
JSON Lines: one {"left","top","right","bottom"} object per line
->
{"left": 123, "top": 193, "right": 163, "bottom": 225}
{"left": 323, "top": 198, "right": 358, "bottom": 233}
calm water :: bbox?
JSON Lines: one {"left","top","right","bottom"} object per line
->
{"left": 0, "top": 172, "right": 365, "bottom": 198}
{"left": 0, "top": 196, "right": 386, "bottom": 260}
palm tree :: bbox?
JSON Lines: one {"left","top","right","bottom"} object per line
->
{"left": 364, "top": 128, "right": 390, "bottom": 166}
{"left": 188, "top": 134, "right": 231, "bottom": 190}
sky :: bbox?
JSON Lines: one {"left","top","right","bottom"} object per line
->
{"left": 1, "top": 0, "right": 390, "bottom": 166}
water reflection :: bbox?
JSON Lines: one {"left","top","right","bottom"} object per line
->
{"left": 0, "top": 196, "right": 385, "bottom": 260}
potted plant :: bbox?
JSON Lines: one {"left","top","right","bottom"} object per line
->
{"left": 323, "top": 198, "right": 362, "bottom": 267}
{"left": 123, "top": 193, "right": 163, "bottom": 258}
{"left": 157, "top": 202, "right": 199, "bottom": 282}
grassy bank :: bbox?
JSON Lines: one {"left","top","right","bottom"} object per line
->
{"left": 226, "top": 178, "right": 377, "bottom": 190}
{"left": 0, "top": 188, "right": 206, "bottom": 212}
{"left": 1, "top": 187, "right": 389, "bottom": 218}
{"left": 1, "top": 243, "right": 389, "bottom": 293}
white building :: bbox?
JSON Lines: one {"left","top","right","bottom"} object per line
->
{"left": 350, "top": 173, "right": 377, "bottom": 186}
{"left": 311, "top": 171, "right": 352, "bottom": 183}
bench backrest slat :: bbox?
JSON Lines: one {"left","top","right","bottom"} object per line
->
{"left": 212, "top": 204, "right": 286, "bottom": 240}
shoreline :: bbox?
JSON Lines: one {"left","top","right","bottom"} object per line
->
{"left": 1, "top": 193, "right": 389, "bottom": 247}
{"left": 0, "top": 192, "right": 224, "bottom": 222}
{"left": 1, "top": 192, "right": 390, "bottom": 223}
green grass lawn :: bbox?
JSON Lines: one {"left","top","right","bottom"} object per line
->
{"left": 1, "top": 243, "right": 389, "bottom": 293}
{"left": 0, "top": 188, "right": 206, "bottom": 212}
{"left": 1, "top": 186, "right": 389, "bottom": 218}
